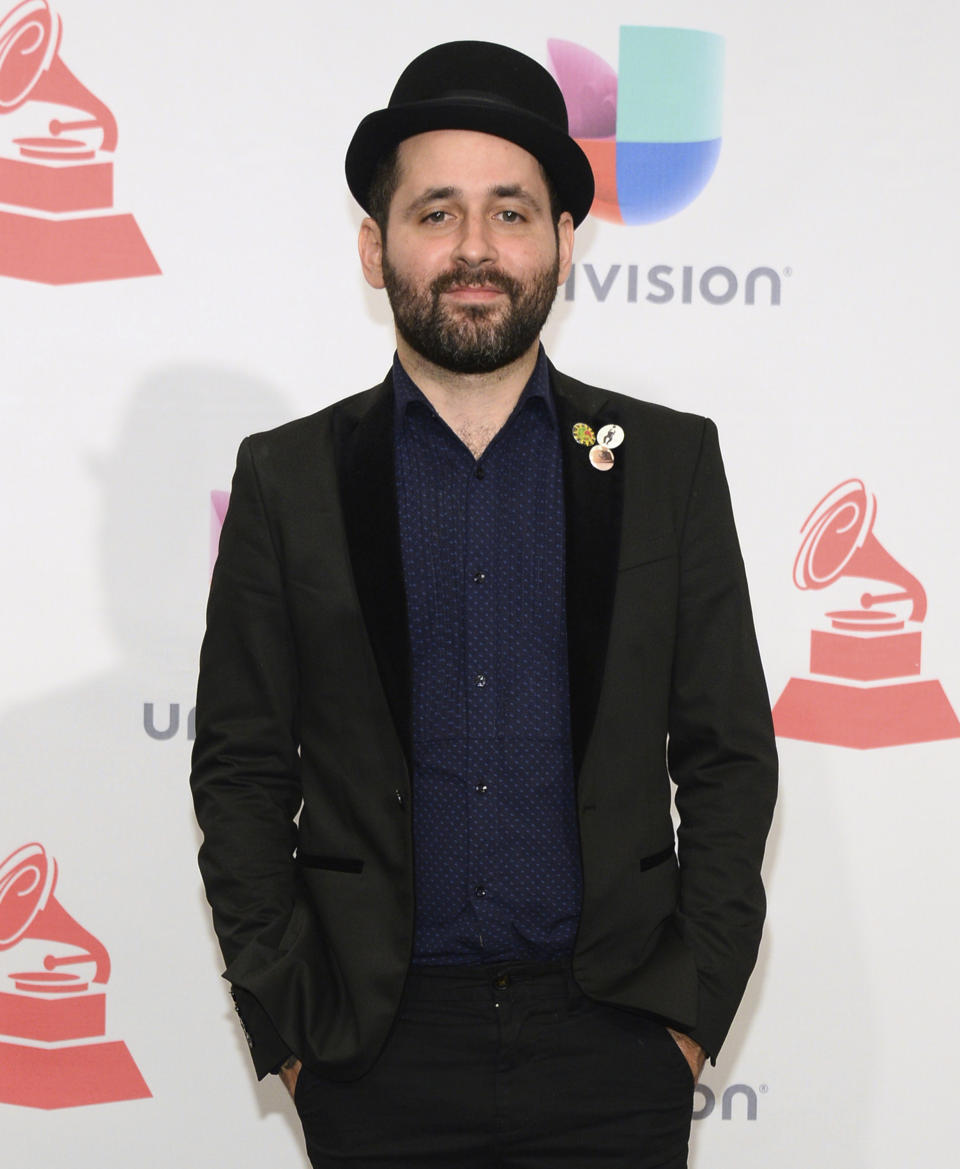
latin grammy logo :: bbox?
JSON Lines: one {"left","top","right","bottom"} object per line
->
{"left": 772, "top": 479, "right": 960, "bottom": 749}
{"left": 0, "top": 1, "right": 159, "bottom": 284}
{"left": 0, "top": 841, "right": 151, "bottom": 1109}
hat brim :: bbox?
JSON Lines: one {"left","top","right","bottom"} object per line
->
{"left": 345, "top": 97, "right": 596, "bottom": 227}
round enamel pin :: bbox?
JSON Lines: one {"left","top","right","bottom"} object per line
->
{"left": 596, "top": 423, "right": 624, "bottom": 449}
{"left": 572, "top": 422, "right": 596, "bottom": 447}
{"left": 589, "top": 444, "right": 615, "bottom": 471}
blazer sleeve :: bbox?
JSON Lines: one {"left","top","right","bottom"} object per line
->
{"left": 190, "top": 436, "right": 301, "bottom": 1077}
{"left": 667, "top": 418, "right": 778, "bottom": 1059}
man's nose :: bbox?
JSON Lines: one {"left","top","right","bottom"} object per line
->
{"left": 452, "top": 212, "right": 497, "bottom": 267}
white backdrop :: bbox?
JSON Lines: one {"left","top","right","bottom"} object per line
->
{"left": 2, "top": 1, "right": 958, "bottom": 1165}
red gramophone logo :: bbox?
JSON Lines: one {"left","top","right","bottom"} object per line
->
{"left": 0, "top": 842, "right": 151, "bottom": 1109}
{"left": 773, "top": 479, "right": 960, "bottom": 749}
{"left": 0, "top": 1, "right": 159, "bottom": 284}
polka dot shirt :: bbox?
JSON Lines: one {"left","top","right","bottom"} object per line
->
{"left": 393, "top": 349, "right": 583, "bottom": 965}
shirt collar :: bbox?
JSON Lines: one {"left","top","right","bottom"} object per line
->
{"left": 392, "top": 346, "right": 557, "bottom": 432}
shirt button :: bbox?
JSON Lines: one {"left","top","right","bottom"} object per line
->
{"left": 474, "top": 674, "right": 487, "bottom": 688}
{"left": 474, "top": 885, "right": 486, "bottom": 898}
{"left": 474, "top": 464, "right": 485, "bottom": 480}
{"left": 475, "top": 782, "right": 488, "bottom": 794}
{"left": 493, "top": 973, "right": 510, "bottom": 989}
{"left": 473, "top": 570, "right": 486, "bottom": 584}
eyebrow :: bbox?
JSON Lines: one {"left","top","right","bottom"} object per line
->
{"left": 401, "top": 183, "right": 544, "bottom": 217}
{"left": 404, "top": 186, "right": 459, "bottom": 214}
{"left": 490, "top": 184, "right": 542, "bottom": 210}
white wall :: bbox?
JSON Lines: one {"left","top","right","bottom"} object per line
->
{"left": 2, "top": 2, "right": 957, "bottom": 1165}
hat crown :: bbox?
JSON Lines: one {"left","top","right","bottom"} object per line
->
{"left": 388, "top": 41, "right": 569, "bottom": 132}
{"left": 345, "top": 40, "right": 594, "bottom": 225}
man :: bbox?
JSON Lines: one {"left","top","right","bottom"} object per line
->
{"left": 191, "top": 40, "right": 777, "bottom": 1169}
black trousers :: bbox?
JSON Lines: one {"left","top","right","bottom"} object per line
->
{"left": 294, "top": 961, "right": 694, "bottom": 1168}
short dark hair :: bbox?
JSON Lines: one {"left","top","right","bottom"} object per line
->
{"left": 366, "top": 145, "right": 402, "bottom": 235}
{"left": 364, "top": 144, "right": 566, "bottom": 239}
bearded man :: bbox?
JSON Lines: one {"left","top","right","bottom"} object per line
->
{"left": 191, "top": 40, "right": 777, "bottom": 1169}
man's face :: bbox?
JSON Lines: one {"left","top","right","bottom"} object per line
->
{"left": 360, "top": 130, "right": 574, "bottom": 375}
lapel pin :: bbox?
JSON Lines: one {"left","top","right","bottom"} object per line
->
{"left": 573, "top": 421, "right": 622, "bottom": 470}
{"left": 596, "top": 423, "right": 624, "bottom": 449}
{"left": 589, "top": 444, "right": 615, "bottom": 471}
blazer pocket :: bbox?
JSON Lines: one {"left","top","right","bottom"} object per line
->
{"left": 618, "top": 532, "right": 678, "bottom": 572}
{"left": 295, "top": 853, "right": 364, "bottom": 874}
{"left": 639, "top": 843, "right": 676, "bottom": 872}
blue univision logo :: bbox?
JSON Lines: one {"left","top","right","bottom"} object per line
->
{"left": 548, "top": 27, "right": 724, "bottom": 225}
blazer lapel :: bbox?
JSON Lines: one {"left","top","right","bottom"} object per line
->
{"left": 550, "top": 366, "right": 625, "bottom": 777}
{"left": 333, "top": 374, "right": 412, "bottom": 765}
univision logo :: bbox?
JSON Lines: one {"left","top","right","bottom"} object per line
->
{"left": 549, "top": 27, "right": 723, "bottom": 225}
{"left": 693, "top": 1082, "right": 764, "bottom": 1121}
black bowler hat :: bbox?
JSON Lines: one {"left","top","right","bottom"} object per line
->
{"left": 345, "top": 41, "right": 595, "bottom": 226}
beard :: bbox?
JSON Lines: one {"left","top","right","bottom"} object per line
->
{"left": 381, "top": 252, "right": 560, "bottom": 375}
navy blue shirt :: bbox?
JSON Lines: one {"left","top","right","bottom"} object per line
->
{"left": 394, "top": 349, "right": 583, "bottom": 965}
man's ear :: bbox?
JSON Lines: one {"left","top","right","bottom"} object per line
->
{"left": 556, "top": 211, "right": 575, "bottom": 288}
{"left": 358, "top": 217, "right": 386, "bottom": 289}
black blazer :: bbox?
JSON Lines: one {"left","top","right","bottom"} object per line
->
{"left": 190, "top": 364, "right": 777, "bottom": 1080}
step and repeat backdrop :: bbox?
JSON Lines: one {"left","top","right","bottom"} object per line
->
{"left": 2, "top": 1, "right": 957, "bottom": 1165}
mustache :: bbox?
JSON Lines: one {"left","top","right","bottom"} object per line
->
{"left": 430, "top": 268, "right": 522, "bottom": 297}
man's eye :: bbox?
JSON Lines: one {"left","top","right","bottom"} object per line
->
{"left": 423, "top": 210, "right": 449, "bottom": 223}
{"left": 498, "top": 209, "right": 523, "bottom": 223}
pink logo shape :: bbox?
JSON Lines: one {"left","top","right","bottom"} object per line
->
{"left": 0, "top": 842, "right": 151, "bottom": 1109}
{"left": 772, "top": 479, "right": 960, "bottom": 749}
{"left": 547, "top": 39, "right": 617, "bottom": 139}
{"left": 0, "top": 2, "right": 160, "bottom": 284}
{"left": 210, "top": 489, "right": 229, "bottom": 575}
{"left": 548, "top": 39, "right": 619, "bottom": 223}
